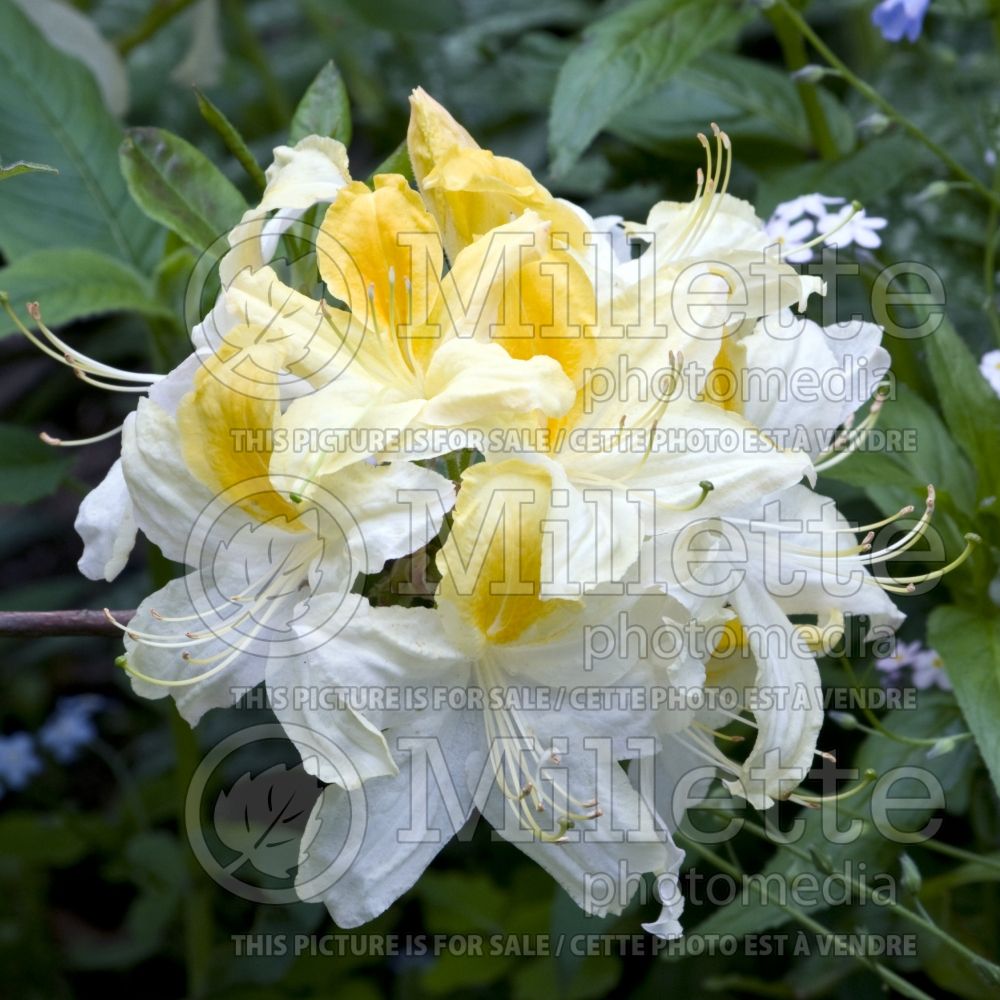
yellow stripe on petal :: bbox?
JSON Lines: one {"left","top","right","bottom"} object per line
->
{"left": 176, "top": 355, "right": 304, "bottom": 530}
{"left": 701, "top": 336, "right": 744, "bottom": 414}
{"left": 437, "top": 459, "right": 574, "bottom": 645}
{"left": 492, "top": 248, "right": 599, "bottom": 388}
{"left": 317, "top": 174, "right": 443, "bottom": 348}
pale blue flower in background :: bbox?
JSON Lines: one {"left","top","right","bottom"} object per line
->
{"left": 980, "top": 349, "right": 1000, "bottom": 397}
{"left": 911, "top": 649, "right": 952, "bottom": 691}
{"left": 876, "top": 640, "right": 951, "bottom": 691}
{"left": 0, "top": 733, "right": 43, "bottom": 796}
{"left": 875, "top": 638, "right": 924, "bottom": 676}
{"left": 872, "top": 0, "right": 931, "bottom": 44}
{"left": 38, "top": 695, "right": 107, "bottom": 764}
{"left": 771, "top": 193, "right": 844, "bottom": 221}
{"left": 766, "top": 193, "right": 888, "bottom": 260}
{"left": 764, "top": 212, "right": 816, "bottom": 262}
{"left": 819, "top": 204, "right": 888, "bottom": 250}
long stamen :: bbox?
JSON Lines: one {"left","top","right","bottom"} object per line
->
{"left": 1, "top": 295, "right": 160, "bottom": 385}
{"left": 871, "top": 532, "right": 980, "bottom": 587}
{"left": 40, "top": 424, "right": 124, "bottom": 447}
{"left": 814, "top": 387, "right": 889, "bottom": 472}
{"left": 861, "top": 486, "right": 935, "bottom": 565}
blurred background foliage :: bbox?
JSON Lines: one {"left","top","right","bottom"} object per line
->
{"left": 2, "top": 0, "right": 1000, "bottom": 997}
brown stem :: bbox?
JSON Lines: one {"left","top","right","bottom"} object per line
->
{"left": 0, "top": 610, "right": 135, "bottom": 638}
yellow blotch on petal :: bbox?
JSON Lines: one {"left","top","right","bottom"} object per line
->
{"left": 407, "top": 86, "right": 477, "bottom": 218}
{"left": 437, "top": 460, "right": 574, "bottom": 645}
{"left": 705, "top": 616, "right": 751, "bottom": 687}
{"left": 491, "top": 247, "right": 599, "bottom": 389}
{"left": 176, "top": 352, "right": 304, "bottom": 530}
{"left": 317, "top": 174, "right": 443, "bottom": 342}
{"left": 701, "top": 336, "right": 744, "bottom": 414}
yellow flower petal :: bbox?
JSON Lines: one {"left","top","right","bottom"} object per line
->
{"left": 407, "top": 89, "right": 586, "bottom": 258}
{"left": 176, "top": 350, "right": 304, "bottom": 529}
{"left": 437, "top": 459, "right": 575, "bottom": 645}
{"left": 317, "top": 173, "right": 443, "bottom": 338}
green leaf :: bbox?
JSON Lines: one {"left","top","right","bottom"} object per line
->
{"left": 611, "top": 51, "right": 855, "bottom": 157}
{"left": 289, "top": 60, "right": 352, "bottom": 147}
{"left": 120, "top": 126, "right": 248, "bottom": 252}
{"left": 0, "top": 812, "right": 88, "bottom": 866}
{"left": 0, "top": 1, "right": 159, "bottom": 268}
{"left": 12, "top": 0, "right": 128, "bottom": 116}
{"left": 756, "top": 133, "right": 927, "bottom": 216}
{"left": 928, "top": 607, "right": 1000, "bottom": 798}
{"left": 368, "top": 140, "right": 413, "bottom": 184}
{"left": 548, "top": 0, "right": 750, "bottom": 175}
{"left": 0, "top": 423, "right": 70, "bottom": 504}
{"left": 195, "top": 88, "right": 267, "bottom": 191}
{"left": 690, "top": 693, "right": 973, "bottom": 939}
{"left": 0, "top": 247, "right": 170, "bottom": 338}
{"left": 918, "top": 311, "right": 1000, "bottom": 499}
{"left": 0, "top": 160, "right": 58, "bottom": 181}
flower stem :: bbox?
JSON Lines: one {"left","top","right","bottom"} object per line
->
{"left": 776, "top": 0, "right": 1000, "bottom": 210}
{"left": 765, "top": 6, "right": 839, "bottom": 160}
{"left": 725, "top": 810, "right": 1000, "bottom": 986}
{"left": 0, "top": 609, "right": 134, "bottom": 637}
{"left": 170, "top": 710, "right": 214, "bottom": 998}
{"left": 678, "top": 828, "right": 935, "bottom": 997}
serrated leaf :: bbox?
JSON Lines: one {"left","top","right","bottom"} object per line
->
{"left": 0, "top": 1, "right": 159, "bottom": 268}
{"left": 0, "top": 247, "right": 170, "bottom": 338}
{"left": 0, "top": 160, "right": 58, "bottom": 181}
{"left": 548, "top": 0, "right": 750, "bottom": 175}
{"left": 0, "top": 423, "right": 70, "bottom": 504}
{"left": 120, "top": 126, "right": 248, "bottom": 252}
{"left": 214, "top": 763, "right": 320, "bottom": 879}
{"left": 289, "top": 60, "right": 352, "bottom": 147}
{"left": 928, "top": 607, "right": 1000, "bottom": 799}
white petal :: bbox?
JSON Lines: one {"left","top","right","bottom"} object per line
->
{"left": 726, "top": 584, "right": 824, "bottom": 809}
{"left": 123, "top": 574, "right": 267, "bottom": 724}
{"left": 75, "top": 459, "right": 137, "bottom": 582}
{"left": 120, "top": 400, "right": 216, "bottom": 564}
{"left": 296, "top": 710, "right": 479, "bottom": 926}
{"left": 274, "top": 601, "right": 469, "bottom": 786}
{"left": 476, "top": 732, "right": 683, "bottom": 922}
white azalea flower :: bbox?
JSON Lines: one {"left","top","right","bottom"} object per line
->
{"left": 114, "top": 351, "right": 455, "bottom": 728}
{"left": 292, "top": 458, "right": 704, "bottom": 935}
{"left": 640, "top": 483, "right": 905, "bottom": 811}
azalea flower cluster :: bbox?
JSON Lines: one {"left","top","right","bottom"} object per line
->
{"left": 13, "top": 91, "right": 956, "bottom": 937}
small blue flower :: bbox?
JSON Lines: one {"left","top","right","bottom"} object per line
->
{"left": 872, "top": 0, "right": 931, "bottom": 43}
{"left": 38, "top": 695, "right": 107, "bottom": 764}
{"left": 0, "top": 732, "right": 43, "bottom": 795}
